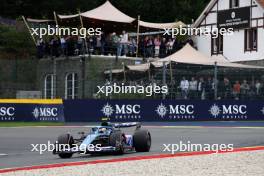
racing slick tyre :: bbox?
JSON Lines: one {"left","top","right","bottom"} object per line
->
{"left": 133, "top": 129, "right": 151, "bottom": 152}
{"left": 56, "top": 133, "right": 74, "bottom": 158}
{"left": 109, "top": 131, "right": 124, "bottom": 155}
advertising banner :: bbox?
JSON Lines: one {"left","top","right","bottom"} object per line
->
{"left": 63, "top": 99, "right": 264, "bottom": 122}
{"left": 0, "top": 99, "right": 65, "bottom": 122}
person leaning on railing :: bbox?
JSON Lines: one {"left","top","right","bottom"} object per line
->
{"left": 240, "top": 80, "right": 250, "bottom": 100}
{"left": 232, "top": 81, "right": 240, "bottom": 100}
{"left": 189, "top": 77, "right": 198, "bottom": 99}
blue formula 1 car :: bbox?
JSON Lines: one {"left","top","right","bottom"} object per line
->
{"left": 53, "top": 122, "right": 151, "bottom": 158}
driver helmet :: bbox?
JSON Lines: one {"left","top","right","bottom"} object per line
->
{"left": 98, "top": 127, "right": 107, "bottom": 133}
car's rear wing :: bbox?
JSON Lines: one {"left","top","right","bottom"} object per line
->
{"left": 113, "top": 122, "right": 141, "bottom": 129}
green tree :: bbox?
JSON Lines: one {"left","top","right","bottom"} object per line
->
{"left": 0, "top": 0, "right": 210, "bottom": 23}
{"left": 0, "top": 25, "right": 35, "bottom": 59}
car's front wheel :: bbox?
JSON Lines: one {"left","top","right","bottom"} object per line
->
{"left": 56, "top": 133, "right": 74, "bottom": 158}
{"left": 109, "top": 131, "right": 124, "bottom": 155}
{"left": 133, "top": 129, "right": 151, "bottom": 152}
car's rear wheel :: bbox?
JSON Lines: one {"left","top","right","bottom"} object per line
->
{"left": 57, "top": 133, "right": 74, "bottom": 158}
{"left": 133, "top": 129, "right": 151, "bottom": 152}
{"left": 109, "top": 131, "right": 124, "bottom": 154}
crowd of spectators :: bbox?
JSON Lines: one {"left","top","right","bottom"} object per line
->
{"left": 177, "top": 77, "right": 263, "bottom": 100}
{"left": 36, "top": 30, "right": 193, "bottom": 59}
{"left": 100, "top": 77, "right": 264, "bottom": 100}
{"left": 138, "top": 36, "right": 193, "bottom": 58}
{"left": 36, "top": 31, "right": 136, "bottom": 58}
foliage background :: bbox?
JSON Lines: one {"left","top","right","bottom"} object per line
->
{"left": 0, "top": 0, "right": 209, "bottom": 23}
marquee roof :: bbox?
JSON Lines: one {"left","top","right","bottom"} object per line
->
{"left": 27, "top": 18, "right": 54, "bottom": 23}
{"left": 126, "top": 63, "right": 151, "bottom": 72}
{"left": 58, "top": 1, "right": 135, "bottom": 23}
{"left": 162, "top": 44, "right": 216, "bottom": 65}
{"left": 162, "top": 44, "right": 264, "bottom": 68}
{"left": 139, "top": 20, "right": 185, "bottom": 29}
{"left": 104, "top": 44, "right": 263, "bottom": 74}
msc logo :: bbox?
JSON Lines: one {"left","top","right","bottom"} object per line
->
{"left": 32, "top": 107, "right": 58, "bottom": 119}
{"left": 156, "top": 103, "right": 195, "bottom": 119}
{"left": 0, "top": 107, "right": 15, "bottom": 116}
{"left": 261, "top": 107, "right": 264, "bottom": 115}
{"left": 101, "top": 103, "right": 141, "bottom": 119}
{"left": 209, "top": 104, "right": 247, "bottom": 119}
{"left": 0, "top": 107, "right": 15, "bottom": 121}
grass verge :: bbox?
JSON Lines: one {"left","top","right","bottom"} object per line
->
{"left": 0, "top": 122, "right": 64, "bottom": 127}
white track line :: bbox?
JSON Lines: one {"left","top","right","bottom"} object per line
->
{"left": 1, "top": 125, "right": 264, "bottom": 129}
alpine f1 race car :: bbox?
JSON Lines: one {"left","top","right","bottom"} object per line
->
{"left": 53, "top": 122, "right": 151, "bottom": 158}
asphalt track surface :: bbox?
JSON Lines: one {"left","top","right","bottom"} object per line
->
{"left": 0, "top": 122, "right": 264, "bottom": 169}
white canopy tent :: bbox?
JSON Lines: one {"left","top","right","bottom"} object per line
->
{"left": 57, "top": 1, "right": 135, "bottom": 23}
{"left": 161, "top": 44, "right": 264, "bottom": 69}
{"left": 104, "top": 60, "right": 170, "bottom": 74}
{"left": 104, "top": 69, "right": 124, "bottom": 74}
{"left": 162, "top": 44, "right": 217, "bottom": 66}
{"left": 104, "top": 44, "right": 264, "bottom": 74}
{"left": 57, "top": 14, "right": 79, "bottom": 19}
{"left": 57, "top": 1, "right": 188, "bottom": 26}
{"left": 26, "top": 18, "right": 54, "bottom": 23}
{"left": 211, "top": 55, "right": 264, "bottom": 69}
{"left": 151, "top": 60, "right": 170, "bottom": 68}
{"left": 81, "top": 1, "right": 135, "bottom": 23}
{"left": 126, "top": 63, "right": 151, "bottom": 72}
{"left": 138, "top": 20, "right": 185, "bottom": 29}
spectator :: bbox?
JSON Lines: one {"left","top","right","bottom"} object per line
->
{"left": 100, "top": 32, "right": 106, "bottom": 55}
{"left": 44, "top": 40, "right": 50, "bottom": 57}
{"left": 223, "top": 77, "right": 231, "bottom": 99}
{"left": 50, "top": 37, "right": 59, "bottom": 57}
{"left": 76, "top": 36, "right": 83, "bottom": 55}
{"left": 248, "top": 80, "right": 256, "bottom": 99}
{"left": 105, "top": 34, "right": 112, "bottom": 55}
{"left": 198, "top": 77, "right": 205, "bottom": 100}
{"left": 205, "top": 77, "right": 214, "bottom": 100}
{"left": 172, "top": 38, "right": 179, "bottom": 52}
{"left": 67, "top": 36, "right": 76, "bottom": 56}
{"left": 128, "top": 37, "right": 136, "bottom": 56}
{"left": 111, "top": 32, "right": 119, "bottom": 56}
{"left": 146, "top": 36, "right": 154, "bottom": 58}
{"left": 139, "top": 38, "right": 145, "bottom": 58}
{"left": 240, "top": 80, "right": 250, "bottom": 99}
{"left": 118, "top": 30, "right": 128, "bottom": 56}
{"left": 159, "top": 38, "right": 167, "bottom": 58}
{"left": 36, "top": 38, "right": 44, "bottom": 58}
{"left": 154, "top": 36, "right": 161, "bottom": 57}
{"left": 180, "top": 77, "right": 189, "bottom": 99}
{"left": 166, "top": 39, "right": 174, "bottom": 55}
{"left": 95, "top": 35, "right": 101, "bottom": 55}
{"left": 60, "top": 36, "right": 67, "bottom": 56}
{"left": 189, "top": 77, "right": 198, "bottom": 99}
{"left": 233, "top": 80, "right": 241, "bottom": 100}
{"left": 255, "top": 80, "right": 262, "bottom": 96}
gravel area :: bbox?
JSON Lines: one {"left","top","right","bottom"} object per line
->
{"left": 1, "top": 150, "right": 264, "bottom": 176}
